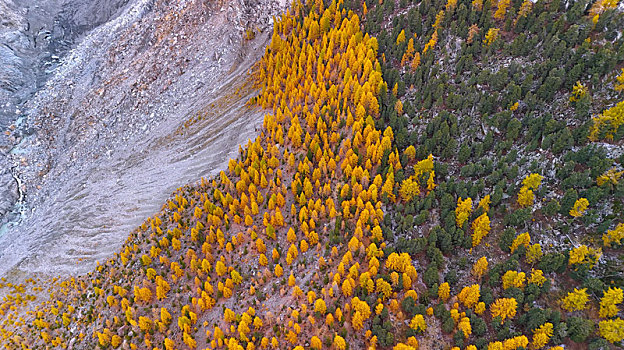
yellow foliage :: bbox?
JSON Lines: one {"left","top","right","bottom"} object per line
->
{"left": 589, "top": 0, "right": 619, "bottom": 18}
{"left": 458, "top": 317, "right": 471, "bottom": 338}
{"left": 616, "top": 68, "right": 624, "bottom": 92}
{"left": 438, "top": 282, "right": 450, "bottom": 301}
{"left": 471, "top": 213, "right": 491, "bottom": 247}
{"left": 490, "top": 298, "right": 517, "bottom": 323}
{"left": 525, "top": 244, "right": 543, "bottom": 264}
{"left": 599, "top": 318, "right": 624, "bottom": 343}
{"left": 478, "top": 195, "right": 491, "bottom": 212}
{"left": 314, "top": 298, "right": 327, "bottom": 315}
{"left": 561, "top": 288, "right": 589, "bottom": 311}
{"left": 514, "top": 0, "right": 533, "bottom": 24}
{"left": 569, "top": 198, "right": 589, "bottom": 217}
{"left": 510, "top": 232, "right": 531, "bottom": 253}
{"left": 532, "top": 323, "right": 553, "bottom": 349}
{"left": 528, "top": 269, "right": 546, "bottom": 287}
{"left": 400, "top": 177, "right": 420, "bottom": 202}
{"left": 409, "top": 314, "right": 427, "bottom": 332}
{"left": 603, "top": 223, "right": 624, "bottom": 247}
{"left": 334, "top": 335, "right": 346, "bottom": 350}
{"left": 493, "top": 0, "right": 510, "bottom": 21}
{"left": 517, "top": 187, "right": 534, "bottom": 207}
{"left": 458, "top": 284, "right": 481, "bottom": 309}
{"left": 597, "top": 167, "right": 624, "bottom": 187}
{"left": 568, "top": 245, "right": 601, "bottom": 268}
{"left": 456, "top": 197, "right": 473, "bottom": 227}
{"left": 501, "top": 270, "right": 526, "bottom": 290}
{"left": 599, "top": 287, "right": 623, "bottom": 318}
{"left": 396, "top": 30, "right": 406, "bottom": 45}
{"left": 570, "top": 81, "right": 588, "bottom": 102}
{"left": 589, "top": 100, "right": 624, "bottom": 141}
{"left": 472, "top": 256, "right": 488, "bottom": 278}
{"left": 484, "top": 28, "right": 500, "bottom": 46}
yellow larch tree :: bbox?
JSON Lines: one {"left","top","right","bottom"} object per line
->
{"left": 528, "top": 269, "right": 547, "bottom": 287}
{"left": 502, "top": 270, "right": 526, "bottom": 290}
{"left": 517, "top": 187, "right": 535, "bottom": 208}
{"left": 456, "top": 197, "right": 473, "bottom": 227}
{"left": 409, "top": 314, "right": 427, "bottom": 332}
{"left": 458, "top": 317, "right": 472, "bottom": 338}
{"left": 561, "top": 288, "right": 589, "bottom": 311}
{"left": 603, "top": 223, "right": 624, "bottom": 247}
{"left": 599, "top": 287, "right": 623, "bottom": 318}
{"left": 458, "top": 284, "right": 481, "bottom": 308}
{"left": 615, "top": 68, "right": 624, "bottom": 91}
{"left": 439, "top": 282, "right": 450, "bottom": 301}
{"left": 526, "top": 244, "right": 543, "bottom": 264}
{"left": 334, "top": 334, "right": 346, "bottom": 350}
{"left": 490, "top": 298, "right": 518, "bottom": 323}
{"left": 569, "top": 198, "right": 589, "bottom": 217}
{"left": 484, "top": 28, "right": 500, "bottom": 46}
{"left": 471, "top": 213, "right": 491, "bottom": 247}
{"left": 472, "top": 257, "right": 488, "bottom": 278}
{"left": 531, "top": 323, "right": 553, "bottom": 349}
{"left": 510, "top": 232, "right": 531, "bottom": 253}
{"left": 493, "top": 0, "right": 511, "bottom": 21}
{"left": 599, "top": 318, "right": 624, "bottom": 343}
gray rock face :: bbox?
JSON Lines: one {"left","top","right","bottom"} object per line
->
{"left": 0, "top": 0, "right": 131, "bottom": 233}
{"left": 0, "top": 171, "right": 18, "bottom": 220}
{"left": 0, "top": 0, "right": 287, "bottom": 280}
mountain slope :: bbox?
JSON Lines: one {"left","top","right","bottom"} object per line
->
{"left": 0, "top": 0, "right": 623, "bottom": 349}
{"left": 0, "top": 0, "right": 287, "bottom": 278}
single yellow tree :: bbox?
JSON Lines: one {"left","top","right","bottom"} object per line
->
{"left": 561, "top": 288, "right": 589, "bottom": 311}
{"left": 569, "top": 198, "right": 589, "bottom": 217}
{"left": 490, "top": 298, "right": 518, "bottom": 323}
{"left": 599, "top": 287, "right": 623, "bottom": 318}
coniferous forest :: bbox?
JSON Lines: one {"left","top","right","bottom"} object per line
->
{"left": 0, "top": 0, "right": 623, "bottom": 349}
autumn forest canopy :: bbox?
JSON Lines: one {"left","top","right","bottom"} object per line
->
{"left": 0, "top": 0, "right": 624, "bottom": 349}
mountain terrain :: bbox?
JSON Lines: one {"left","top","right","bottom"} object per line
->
{"left": 0, "top": 0, "right": 623, "bottom": 349}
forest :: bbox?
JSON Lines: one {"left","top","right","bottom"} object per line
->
{"left": 0, "top": 0, "right": 623, "bottom": 349}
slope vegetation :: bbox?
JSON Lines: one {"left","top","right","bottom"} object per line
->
{"left": 1, "top": 0, "right": 624, "bottom": 349}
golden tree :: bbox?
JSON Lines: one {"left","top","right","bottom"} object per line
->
{"left": 615, "top": 68, "right": 624, "bottom": 91}
{"left": 599, "top": 287, "right": 623, "bottom": 318}
{"left": 458, "top": 317, "right": 471, "bottom": 338}
{"left": 471, "top": 213, "right": 491, "bottom": 247}
{"left": 569, "top": 198, "right": 589, "bottom": 217}
{"left": 456, "top": 197, "right": 473, "bottom": 227}
{"left": 561, "top": 288, "right": 589, "bottom": 311}
{"left": 334, "top": 334, "right": 346, "bottom": 350}
{"left": 526, "top": 244, "right": 543, "bottom": 264}
{"left": 314, "top": 298, "right": 327, "bottom": 315}
{"left": 502, "top": 271, "right": 526, "bottom": 290}
{"left": 409, "top": 314, "right": 427, "bottom": 332}
{"left": 458, "top": 284, "right": 481, "bottom": 308}
{"left": 603, "top": 223, "right": 624, "bottom": 247}
{"left": 490, "top": 298, "right": 518, "bottom": 323}
{"left": 599, "top": 318, "right": 624, "bottom": 343}
{"left": 472, "top": 257, "right": 488, "bottom": 278}
{"left": 528, "top": 269, "right": 546, "bottom": 287}
{"left": 531, "top": 323, "right": 553, "bottom": 349}
{"left": 493, "top": 0, "right": 510, "bottom": 20}
{"left": 517, "top": 187, "right": 535, "bottom": 207}
{"left": 438, "top": 282, "right": 450, "bottom": 301}
{"left": 484, "top": 28, "right": 500, "bottom": 46}
{"left": 510, "top": 232, "right": 531, "bottom": 253}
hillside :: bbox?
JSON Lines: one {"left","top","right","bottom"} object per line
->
{"left": 0, "top": 0, "right": 285, "bottom": 278}
{"left": 0, "top": 0, "right": 623, "bottom": 349}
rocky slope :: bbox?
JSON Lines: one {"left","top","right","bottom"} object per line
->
{"left": 0, "top": 0, "right": 288, "bottom": 280}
